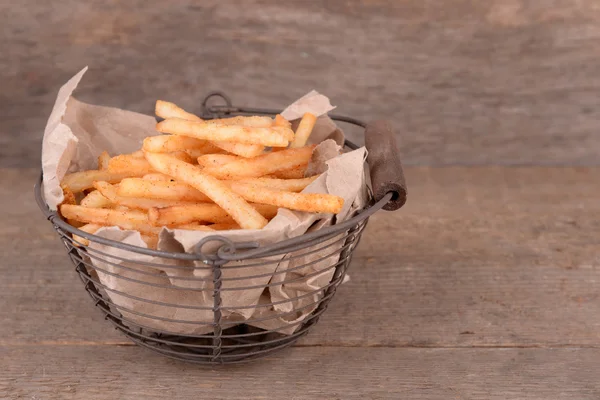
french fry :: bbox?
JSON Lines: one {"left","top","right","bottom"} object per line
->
{"left": 149, "top": 202, "right": 277, "bottom": 226}
{"left": 185, "top": 144, "right": 228, "bottom": 159}
{"left": 144, "top": 152, "right": 268, "bottom": 229}
{"left": 196, "top": 154, "right": 240, "bottom": 168}
{"left": 228, "top": 182, "right": 344, "bottom": 214}
{"left": 141, "top": 234, "right": 159, "bottom": 249}
{"left": 60, "top": 204, "right": 161, "bottom": 235}
{"left": 207, "top": 115, "right": 274, "bottom": 128}
{"left": 269, "top": 164, "right": 308, "bottom": 179}
{"left": 170, "top": 222, "right": 214, "bottom": 231}
{"left": 80, "top": 190, "right": 112, "bottom": 208}
{"left": 211, "top": 141, "right": 264, "bottom": 158}
{"left": 290, "top": 112, "right": 317, "bottom": 148}
{"left": 61, "top": 170, "right": 133, "bottom": 193}
{"left": 61, "top": 185, "right": 77, "bottom": 205}
{"left": 201, "top": 146, "right": 314, "bottom": 180}
{"left": 227, "top": 176, "right": 317, "bottom": 192}
{"left": 72, "top": 223, "right": 104, "bottom": 247}
{"left": 143, "top": 135, "right": 209, "bottom": 153}
{"left": 118, "top": 178, "right": 211, "bottom": 203}
{"left": 93, "top": 181, "right": 201, "bottom": 211}
{"left": 155, "top": 100, "right": 203, "bottom": 122}
{"left": 108, "top": 151, "right": 193, "bottom": 175}
{"left": 274, "top": 114, "right": 291, "bottom": 129}
{"left": 156, "top": 118, "right": 289, "bottom": 148}
{"left": 208, "top": 222, "right": 241, "bottom": 231}
{"left": 130, "top": 150, "right": 145, "bottom": 158}
{"left": 148, "top": 204, "right": 233, "bottom": 226}
{"left": 97, "top": 151, "right": 110, "bottom": 170}
{"left": 142, "top": 173, "right": 173, "bottom": 182}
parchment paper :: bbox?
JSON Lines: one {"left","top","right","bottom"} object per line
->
{"left": 42, "top": 68, "right": 369, "bottom": 335}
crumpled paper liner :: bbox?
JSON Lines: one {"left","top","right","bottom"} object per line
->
{"left": 42, "top": 68, "right": 369, "bottom": 335}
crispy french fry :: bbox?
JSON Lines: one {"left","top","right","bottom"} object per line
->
{"left": 185, "top": 144, "right": 228, "bottom": 159}
{"left": 208, "top": 222, "right": 241, "bottom": 231}
{"left": 227, "top": 176, "right": 317, "bottom": 192}
{"left": 274, "top": 114, "right": 291, "bottom": 129}
{"left": 228, "top": 182, "right": 343, "bottom": 214}
{"left": 130, "top": 150, "right": 145, "bottom": 158}
{"left": 269, "top": 164, "right": 308, "bottom": 179}
{"left": 61, "top": 170, "right": 133, "bottom": 193}
{"left": 196, "top": 154, "right": 240, "bottom": 168}
{"left": 61, "top": 185, "right": 77, "bottom": 206}
{"left": 97, "top": 151, "right": 110, "bottom": 170}
{"left": 80, "top": 190, "right": 112, "bottom": 208}
{"left": 108, "top": 151, "right": 193, "bottom": 175}
{"left": 170, "top": 222, "right": 214, "bottom": 231}
{"left": 141, "top": 234, "right": 159, "bottom": 249}
{"left": 156, "top": 100, "right": 203, "bottom": 122}
{"left": 72, "top": 223, "right": 104, "bottom": 246}
{"left": 211, "top": 141, "right": 264, "bottom": 158}
{"left": 290, "top": 112, "right": 317, "bottom": 148}
{"left": 93, "top": 181, "right": 201, "bottom": 211}
{"left": 143, "top": 135, "right": 209, "bottom": 153}
{"left": 207, "top": 115, "right": 273, "bottom": 128}
{"left": 201, "top": 146, "right": 314, "bottom": 180}
{"left": 60, "top": 204, "right": 161, "bottom": 235}
{"left": 118, "top": 178, "right": 211, "bottom": 202}
{"left": 156, "top": 118, "right": 289, "bottom": 148}
{"left": 148, "top": 204, "right": 232, "bottom": 226}
{"left": 144, "top": 152, "right": 268, "bottom": 229}
{"left": 142, "top": 173, "right": 173, "bottom": 182}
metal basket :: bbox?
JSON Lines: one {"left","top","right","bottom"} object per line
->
{"left": 35, "top": 92, "right": 407, "bottom": 364}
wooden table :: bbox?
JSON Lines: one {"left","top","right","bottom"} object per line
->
{"left": 2, "top": 1, "right": 599, "bottom": 398}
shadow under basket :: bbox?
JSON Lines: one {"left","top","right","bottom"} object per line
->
{"left": 35, "top": 92, "right": 407, "bottom": 365}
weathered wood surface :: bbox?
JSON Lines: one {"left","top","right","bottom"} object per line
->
{"left": 2, "top": 346, "right": 600, "bottom": 400}
{"left": 3, "top": 167, "right": 599, "bottom": 349}
{"left": 3, "top": 0, "right": 600, "bottom": 167}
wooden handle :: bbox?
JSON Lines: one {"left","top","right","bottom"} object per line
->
{"left": 365, "top": 120, "right": 407, "bottom": 211}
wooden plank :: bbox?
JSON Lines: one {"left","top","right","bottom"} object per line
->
{"left": 1, "top": 345, "right": 599, "bottom": 399}
{"left": 3, "top": 1, "right": 600, "bottom": 167}
{"left": 2, "top": 167, "right": 599, "bottom": 347}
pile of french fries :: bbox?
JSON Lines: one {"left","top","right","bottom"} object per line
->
{"left": 58, "top": 100, "right": 344, "bottom": 248}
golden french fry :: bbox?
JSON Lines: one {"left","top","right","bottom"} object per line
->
{"left": 141, "top": 234, "right": 159, "bottom": 249}
{"left": 211, "top": 141, "right": 264, "bottom": 158}
{"left": 142, "top": 173, "right": 173, "bottom": 182}
{"left": 156, "top": 100, "right": 203, "bottom": 122}
{"left": 207, "top": 115, "right": 273, "bottom": 128}
{"left": 148, "top": 204, "right": 233, "bottom": 226}
{"left": 290, "top": 112, "right": 317, "bottom": 148}
{"left": 228, "top": 182, "right": 343, "bottom": 214}
{"left": 108, "top": 151, "right": 193, "bottom": 175}
{"left": 118, "top": 178, "right": 211, "bottom": 203}
{"left": 201, "top": 146, "right": 314, "bottom": 180}
{"left": 61, "top": 185, "right": 77, "bottom": 206}
{"left": 156, "top": 118, "right": 289, "bottom": 147}
{"left": 80, "top": 190, "right": 112, "bottom": 208}
{"left": 144, "top": 152, "right": 268, "bottom": 229}
{"left": 170, "top": 222, "right": 215, "bottom": 231}
{"left": 269, "top": 164, "right": 308, "bottom": 179}
{"left": 227, "top": 176, "right": 318, "bottom": 192}
{"left": 61, "top": 170, "right": 133, "bottom": 193}
{"left": 97, "top": 151, "right": 110, "bottom": 170}
{"left": 208, "top": 222, "right": 241, "bottom": 231}
{"left": 60, "top": 204, "right": 161, "bottom": 235}
{"left": 72, "top": 223, "right": 104, "bottom": 246}
{"left": 196, "top": 154, "right": 240, "bottom": 168}
{"left": 143, "top": 135, "right": 209, "bottom": 153}
{"left": 130, "top": 150, "right": 145, "bottom": 158}
{"left": 274, "top": 114, "right": 291, "bottom": 129}
{"left": 94, "top": 181, "right": 201, "bottom": 211}
{"left": 185, "top": 143, "right": 228, "bottom": 159}
{"left": 272, "top": 126, "right": 295, "bottom": 142}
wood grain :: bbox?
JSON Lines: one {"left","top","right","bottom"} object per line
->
{"left": 3, "top": 0, "right": 600, "bottom": 167}
{"left": 3, "top": 167, "right": 599, "bottom": 347}
{"left": 1, "top": 345, "right": 599, "bottom": 399}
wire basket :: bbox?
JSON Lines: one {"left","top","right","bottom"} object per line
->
{"left": 35, "top": 92, "right": 407, "bottom": 364}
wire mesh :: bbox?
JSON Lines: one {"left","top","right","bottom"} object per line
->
{"left": 36, "top": 96, "right": 390, "bottom": 364}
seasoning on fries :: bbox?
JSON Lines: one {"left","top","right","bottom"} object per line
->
{"left": 58, "top": 99, "right": 345, "bottom": 245}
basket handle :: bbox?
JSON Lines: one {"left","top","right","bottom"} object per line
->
{"left": 364, "top": 120, "right": 407, "bottom": 211}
